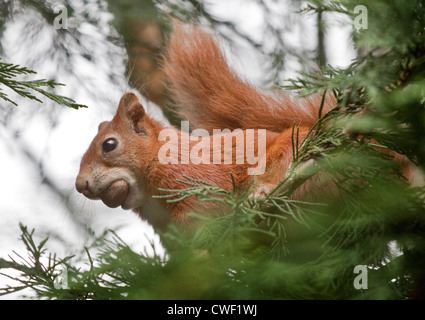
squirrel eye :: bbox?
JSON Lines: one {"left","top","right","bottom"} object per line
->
{"left": 102, "top": 138, "right": 118, "bottom": 153}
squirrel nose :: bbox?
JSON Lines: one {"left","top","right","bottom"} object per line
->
{"left": 75, "top": 176, "right": 89, "bottom": 194}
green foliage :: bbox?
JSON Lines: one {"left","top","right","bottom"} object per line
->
{"left": 0, "top": 224, "right": 75, "bottom": 298}
{"left": 2, "top": 0, "right": 425, "bottom": 300}
{"left": 0, "top": 59, "right": 87, "bottom": 109}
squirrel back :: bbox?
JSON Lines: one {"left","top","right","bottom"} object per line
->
{"left": 163, "top": 23, "right": 335, "bottom": 133}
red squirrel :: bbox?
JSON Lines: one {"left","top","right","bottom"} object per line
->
{"left": 75, "top": 24, "right": 414, "bottom": 230}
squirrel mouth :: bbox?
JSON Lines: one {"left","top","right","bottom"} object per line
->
{"left": 100, "top": 179, "right": 129, "bottom": 208}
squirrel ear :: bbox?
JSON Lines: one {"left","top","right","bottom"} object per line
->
{"left": 98, "top": 121, "right": 110, "bottom": 132}
{"left": 117, "top": 92, "right": 146, "bottom": 132}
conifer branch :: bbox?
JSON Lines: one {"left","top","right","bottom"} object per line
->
{"left": 0, "top": 59, "right": 87, "bottom": 109}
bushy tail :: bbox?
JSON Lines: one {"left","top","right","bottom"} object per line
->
{"left": 163, "top": 22, "right": 335, "bottom": 133}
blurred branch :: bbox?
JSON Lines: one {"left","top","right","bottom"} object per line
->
{"left": 316, "top": 9, "right": 327, "bottom": 67}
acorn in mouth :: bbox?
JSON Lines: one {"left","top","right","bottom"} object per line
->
{"left": 100, "top": 179, "right": 129, "bottom": 208}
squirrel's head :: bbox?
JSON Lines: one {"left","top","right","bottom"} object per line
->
{"left": 75, "top": 92, "right": 158, "bottom": 210}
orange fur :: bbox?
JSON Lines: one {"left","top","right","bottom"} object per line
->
{"left": 163, "top": 23, "right": 335, "bottom": 132}
{"left": 76, "top": 23, "right": 414, "bottom": 230}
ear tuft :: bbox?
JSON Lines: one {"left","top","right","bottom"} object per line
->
{"left": 98, "top": 121, "right": 110, "bottom": 132}
{"left": 121, "top": 92, "right": 139, "bottom": 109}
{"left": 118, "top": 92, "right": 145, "bottom": 131}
